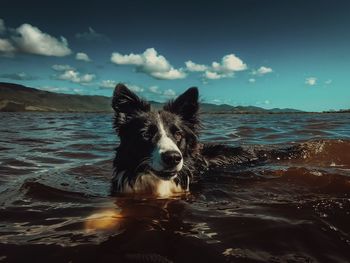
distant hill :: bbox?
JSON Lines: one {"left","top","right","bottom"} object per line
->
{"left": 0, "top": 82, "right": 112, "bottom": 112}
{"left": 0, "top": 82, "right": 304, "bottom": 114}
{"left": 199, "top": 104, "right": 303, "bottom": 114}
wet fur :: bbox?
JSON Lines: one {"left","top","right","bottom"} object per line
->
{"left": 111, "top": 84, "right": 254, "bottom": 196}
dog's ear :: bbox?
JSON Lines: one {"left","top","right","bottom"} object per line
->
{"left": 164, "top": 87, "right": 199, "bottom": 131}
{"left": 112, "top": 83, "right": 150, "bottom": 128}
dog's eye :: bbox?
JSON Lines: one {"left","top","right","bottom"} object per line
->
{"left": 174, "top": 130, "right": 182, "bottom": 142}
{"left": 171, "top": 126, "right": 183, "bottom": 141}
{"left": 144, "top": 125, "right": 158, "bottom": 140}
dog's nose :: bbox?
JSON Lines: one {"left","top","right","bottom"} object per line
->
{"left": 161, "top": 151, "right": 182, "bottom": 167}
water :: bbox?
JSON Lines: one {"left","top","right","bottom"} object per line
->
{"left": 0, "top": 112, "right": 350, "bottom": 262}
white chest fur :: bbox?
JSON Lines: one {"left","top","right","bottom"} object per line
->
{"left": 119, "top": 172, "right": 185, "bottom": 197}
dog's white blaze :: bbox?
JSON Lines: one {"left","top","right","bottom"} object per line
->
{"left": 150, "top": 114, "right": 183, "bottom": 171}
{"left": 121, "top": 172, "right": 184, "bottom": 197}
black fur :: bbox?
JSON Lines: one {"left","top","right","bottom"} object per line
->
{"left": 110, "top": 83, "right": 258, "bottom": 195}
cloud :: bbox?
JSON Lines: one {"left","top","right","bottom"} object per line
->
{"left": 148, "top": 85, "right": 162, "bottom": 94}
{"left": 111, "top": 49, "right": 247, "bottom": 80}
{"left": 0, "top": 38, "right": 16, "bottom": 54}
{"left": 75, "top": 27, "right": 108, "bottom": 41}
{"left": 186, "top": 54, "right": 247, "bottom": 80}
{"left": 1, "top": 21, "right": 71, "bottom": 57}
{"left": 13, "top": 24, "right": 71, "bottom": 56}
{"left": 163, "top": 89, "right": 176, "bottom": 97}
{"left": 248, "top": 78, "right": 256, "bottom": 83}
{"left": 128, "top": 84, "right": 144, "bottom": 93}
{"left": 99, "top": 80, "right": 117, "bottom": 89}
{"left": 204, "top": 71, "right": 224, "bottom": 80}
{"left": 253, "top": 66, "right": 273, "bottom": 76}
{"left": 111, "top": 53, "right": 143, "bottom": 65}
{"left": 325, "top": 79, "right": 332, "bottom": 85}
{"left": 0, "top": 72, "right": 37, "bottom": 80}
{"left": 99, "top": 80, "right": 144, "bottom": 93}
{"left": 99, "top": 81, "right": 175, "bottom": 99}
{"left": 75, "top": 52, "right": 91, "bottom": 62}
{"left": 73, "top": 88, "right": 83, "bottom": 93}
{"left": 211, "top": 54, "right": 247, "bottom": 73}
{"left": 185, "top": 60, "right": 208, "bottom": 72}
{"left": 57, "top": 70, "right": 95, "bottom": 84}
{"left": 110, "top": 48, "right": 186, "bottom": 80}
{"left": 256, "top": 100, "right": 271, "bottom": 106}
{"left": 148, "top": 86, "right": 176, "bottom": 97}
{"left": 150, "top": 68, "right": 186, "bottom": 80}
{"left": 0, "top": 19, "right": 6, "bottom": 34}
{"left": 52, "top": 64, "right": 75, "bottom": 71}
{"left": 305, "top": 77, "right": 317, "bottom": 86}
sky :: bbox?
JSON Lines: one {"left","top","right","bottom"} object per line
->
{"left": 0, "top": 0, "right": 350, "bottom": 111}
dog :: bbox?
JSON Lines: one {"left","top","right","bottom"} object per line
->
{"left": 111, "top": 83, "right": 258, "bottom": 197}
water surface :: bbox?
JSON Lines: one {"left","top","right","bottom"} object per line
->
{"left": 0, "top": 112, "right": 349, "bottom": 262}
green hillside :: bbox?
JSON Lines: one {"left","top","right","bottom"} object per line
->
{"left": 0, "top": 82, "right": 304, "bottom": 114}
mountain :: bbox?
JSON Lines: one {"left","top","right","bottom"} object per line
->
{"left": 199, "top": 104, "right": 303, "bottom": 114}
{"left": 0, "top": 82, "right": 112, "bottom": 112}
{"left": 0, "top": 82, "right": 304, "bottom": 113}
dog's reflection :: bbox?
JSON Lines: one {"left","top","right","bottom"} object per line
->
{"left": 84, "top": 195, "right": 188, "bottom": 233}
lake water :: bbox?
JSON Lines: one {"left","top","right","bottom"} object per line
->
{"left": 0, "top": 112, "right": 350, "bottom": 262}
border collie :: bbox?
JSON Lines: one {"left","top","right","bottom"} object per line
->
{"left": 111, "top": 83, "right": 248, "bottom": 197}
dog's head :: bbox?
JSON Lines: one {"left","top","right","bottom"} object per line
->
{"left": 112, "top": 83, "right": 199, "bottom": 180}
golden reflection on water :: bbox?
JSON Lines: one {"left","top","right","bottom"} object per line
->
{"left": 83, "top": 197, "right": 188, "bottom": 235}
{"left": 84, "top": 209, "right": 123, "bottom": 233}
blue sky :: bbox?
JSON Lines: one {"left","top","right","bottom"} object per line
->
{"left": 0, "top": 0, "right": 349, "bottom": 111}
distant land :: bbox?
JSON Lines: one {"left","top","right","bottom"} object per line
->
{"left": 0, "top": 82, "right": 348, "bottom": 114}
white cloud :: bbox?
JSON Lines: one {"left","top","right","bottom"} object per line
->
{"left": 52, "top": 64, "right": 74, "bottom": 71}
{"left": 150, "top": 68, "right": 186, "bottom": 80}
{"left": 110, "top": 48, "right": 186, "bottom": 80}
{"left": 0, "top": 19, "right": 6, "bottom": 34}
{"left": 148, "top": 85, "right": 162, "bottom": 94}
{"left": 73, "top": 88, "right": 83, "bottom": 93}
{"left": 128, "top": 84, "right": 144, "bottom": 93}
{"left": 163, "top": 89, "right": 176, "bottom": 97}
{"left": 111, "top": 52, "right": 143, "bottom": 65}
{"left": 58, "top": 70, "right": 95, "bottom": 84}
{"left": 148, "top": 86, "right": 176, "bottom": 97}
{"left": 13, "top": 24, "right": 71, "bottom": 56}
{"left": 325, "top": 79, "right": 332, "bottom": 85}
{"left": 75, "top": 52, "right": 91, "bottom": 62}
{"left": 100, "top": 80, "right": 117, "bottom": 88}
{"left": 211, "top": 54, "right": 247, "bottom": 73}
{"left": 248, "top": 78, "right": 256, "bottom": 83}
{"left": 99, "top": 80, "right": 144, "bottom": 93}
{"left": 253, "top": 66, "right": 273, "bottom": 76}
{"left": 185, "top": 60, "right": 207, "bottom": 72}
{"left": 99, "top": 82, "right": 174, "bottom": 98}
{"left": 111, "top": 49, "right": 247, "bottom": 80}
{"left": 187, "top": 53, "right": 247, "bottom": 80}
{"left": 204, "top": 71, "right": 225, "bottom": 80}
{"left": 0, "top": 38, "right": 16, "bottom": 53}
{"left": 256, "top": 100, "right": 271, "bottom": 106}
{"left": 305, "top": 77, "right": 317, "bottom": 86}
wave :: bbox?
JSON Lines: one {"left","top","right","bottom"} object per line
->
{"left": 295, "top": 139, "right": 350, "bottom": 167}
